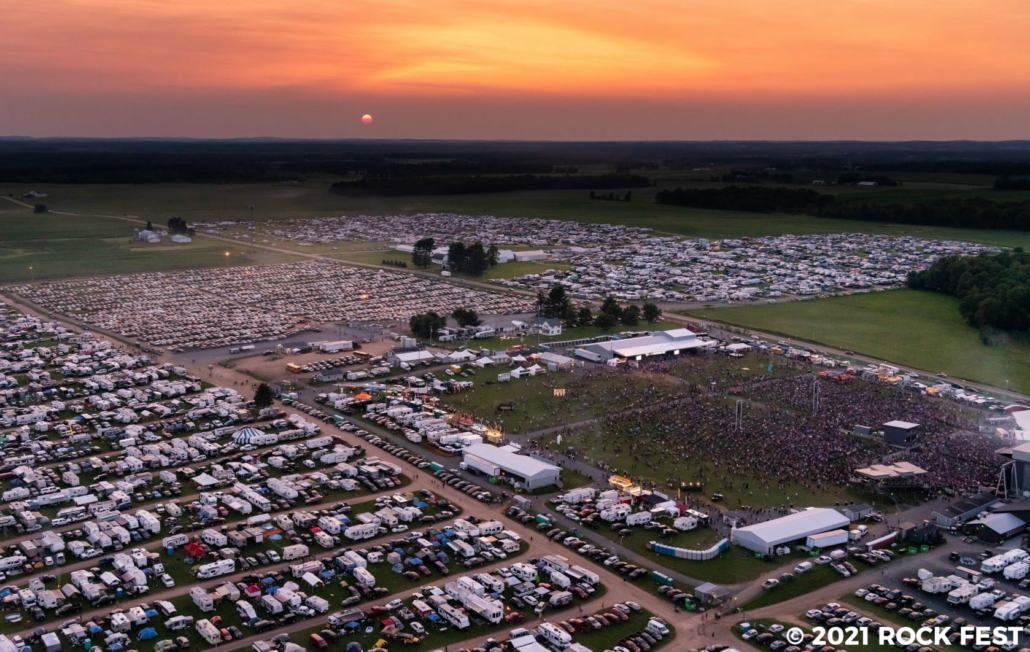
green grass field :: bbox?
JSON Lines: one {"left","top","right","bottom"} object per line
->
{"left": 0, "top": 205, "right": 297, "bottom": 282}
{"left": 688, "top": 289, "right": 1030, "bottom": 394}
{"left": 7, "top": 180, "right": 1030, "bottom": 252}
{"left": 439, "top": 369, "right": 686, "bottom": 435}
{"left": 743, "top": 565, "right": 844, "bottom": 610}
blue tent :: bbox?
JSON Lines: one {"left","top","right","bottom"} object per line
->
{"left": 88, "top": 624, "right": 103, "bottom": 635}
{"left": 109, "top": 644, "right": 123, "bottom": 652}
{"left": 405, "top": 558, "right": 423, "bottom": 566}
{"left": 145, "top": 609, "right": 158, "bottom": 618}
{"left": 414, "top": 501, "right": 428, "bottom": 509}
{"left": 390, "top": 563, "right": 404, "bottom": 573}
{"left": 427, "top": 614, "right": 441, "bottom": 623}
{"left": 344, "top": 622, "right": 360, "bottom": 631}
{"left": 138, "top": 628, "right": 157, "bottom": 640}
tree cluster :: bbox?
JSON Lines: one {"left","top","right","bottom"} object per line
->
{"left": 907, "top": 249, "right": 1030, "bottom": 332}
{"left": 381, "top": 259, "right": 408, "bottom": 268}
{"left": 656, "top": 185, "right": 1030, "bottom": 231}
{"left": 535, "top": 284, "right": 661, "bottom": 331}
{"left": 253, "top": 383, "right": 274, "bottom": 409}
{"left": 409, "top": 311, "right": 447, "bottom": 339}
{"left": 451, "top": 307, "right": 482, "bottom": 328}
{"left": 446, "top": 242, "right": 499, "bottom": 276}
{"left": 167, "top": 217, "right": 189, "bottom": 234}
{"left": 411, "top": 237, "right": 435, "bottom": 269}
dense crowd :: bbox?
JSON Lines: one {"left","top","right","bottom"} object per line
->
{"left": 569, "top": 367, "right": 1001, "bottom": 504}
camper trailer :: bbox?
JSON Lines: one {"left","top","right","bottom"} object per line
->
{"left": 282, "top": 544, "right": 309, "bottom": 561}
{"left": 195, "top": 620, "right": 222, "bottom": 646}
{"left": 353, "top": 566, "right": 375, "bottom": 587}
{"left": 195, "top": 559, "right": 235, "bottom": 579}
{"left": 538, "top": 622, "right": 572, "bottom": 649}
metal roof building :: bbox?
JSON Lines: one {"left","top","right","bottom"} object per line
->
{"left": 580, "top": 329, "right": 714, "bottom": 361}
{"left": 731, "top": 507, "right": 850, "bottom": 554}
{"left": 461, "top": 443, "right": 560, "bottom": 490}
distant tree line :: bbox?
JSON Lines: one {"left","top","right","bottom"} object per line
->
{"left": 995, "top": 177, "right": 1030, "bottom": 191}
{"left": 329, "top": 174, "right": 650, "bottom": 197}
{"left": 359, "top": 160, "right": 553, "bottom": 178}
{"left": 656, "top": 186, "right": 1030, "bottom": 231}
{"left": 590, "top": 191, "right": 631, "bottom": 201}
{"left": 655, "top": 186, "right": 834, "bottom": 213}
{"left": 907, "top": 249, "right": 1030, "bottom": 332}
{"left": 381, "top": 259, "right": 408, "bottom": 268}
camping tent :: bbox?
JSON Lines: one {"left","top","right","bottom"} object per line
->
{"left": 233, "top": 427, "right": 265, "bottom": 445}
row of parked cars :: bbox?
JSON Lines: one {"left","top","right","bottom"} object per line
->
{"left": 433, "top": 470, "right": 495, "bottom": 503}
{"left": 554, "top": 603, "right": 660, "bottom": 652}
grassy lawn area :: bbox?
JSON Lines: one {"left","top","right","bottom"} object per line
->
{"left": 0, "top": 205, "right": 297, "bottom": 282}
{"left": 438, "top": 370, "right": 682, "bottom": 435}
{"left": 743, "top": 565, "right": 845, "bottom": 610}
{"left": 687, "top": 289, "right": 1030, "bottom": 394}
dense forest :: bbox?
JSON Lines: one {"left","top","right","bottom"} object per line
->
{"left": 329, "top": 173, "right": 649, "bottom": 197}
{"left": 656, "top": 186, "right": 1030, "bottom": 231}
{"left": 907, "top": 250, "right": 1030, "bottom": 332}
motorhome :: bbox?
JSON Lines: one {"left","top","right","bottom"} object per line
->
{"left": 982, "top": 555, "right": 1008, "bottom": 574}
{"left": 947, "top": 584, "right": 979, "bottom": 605}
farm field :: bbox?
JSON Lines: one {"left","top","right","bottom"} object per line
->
{"left": 687, "top": 289, "right": 1030, "bottom": 395}
{"left": 0, "top": 205, "right": 297, "bottom": 282}
{"left": 6, "top": 180, "right": 1030, "bottom": 251}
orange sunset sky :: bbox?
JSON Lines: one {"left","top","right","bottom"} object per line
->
{"left": 3, "top": 0, "right": 1028, "bottom": 139}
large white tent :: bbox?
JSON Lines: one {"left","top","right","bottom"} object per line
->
{"left": 731, "top": 507, "right": 850, "bottom": 554}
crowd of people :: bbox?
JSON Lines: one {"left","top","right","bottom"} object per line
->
{"left": 552, "top": 360, "right": 1001, "bottom": 507}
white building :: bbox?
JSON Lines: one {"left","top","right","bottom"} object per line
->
{"left": 731, "top": 507, "right": 850, "bottom": 555}
{"left": 461, "top": 444, "right": 560, "bottom": 490}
